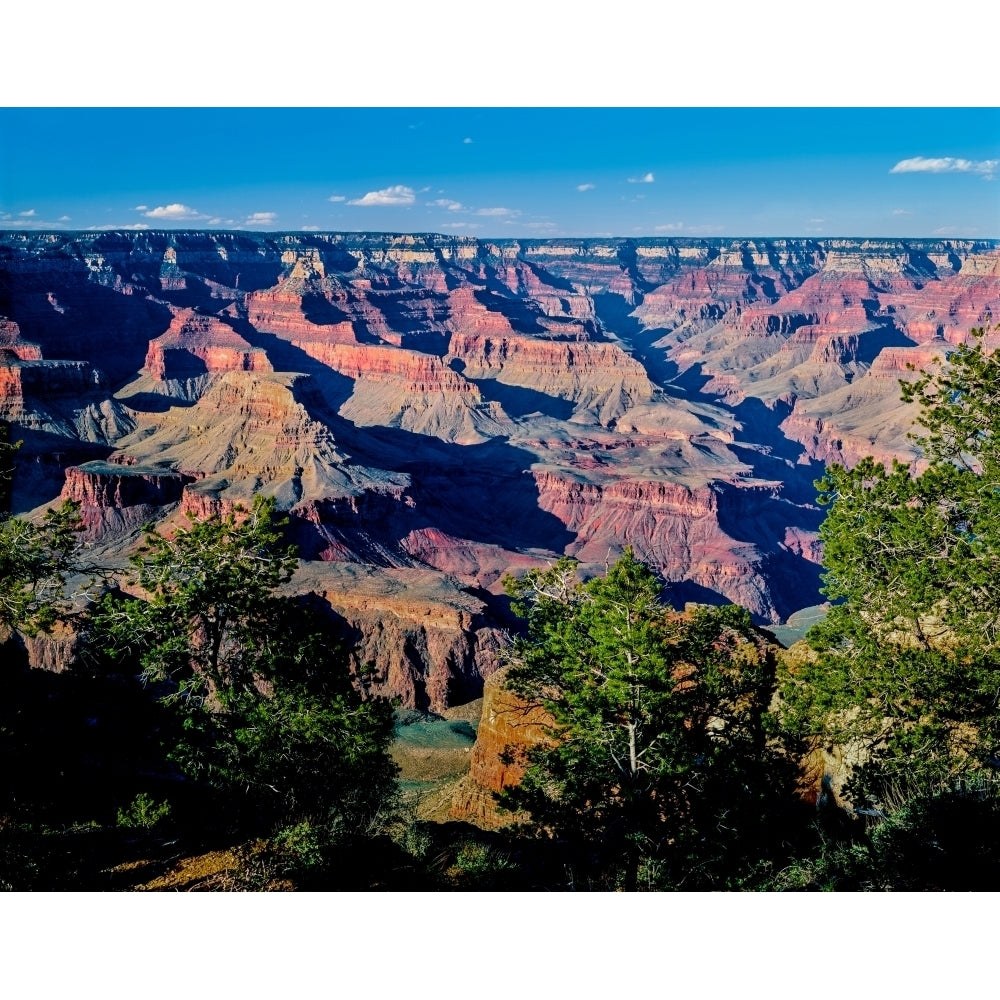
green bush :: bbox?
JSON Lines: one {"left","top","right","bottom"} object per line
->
{"left": 116, "top": 792, "right": 171, "bottom": 831}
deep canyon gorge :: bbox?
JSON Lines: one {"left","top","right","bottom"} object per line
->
{"left": 2, "top": 229, "right": 998, "bottom": 723}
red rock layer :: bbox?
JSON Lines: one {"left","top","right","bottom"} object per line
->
{"left": 59, "top": 461, "right": 189, "bottom": 541}
{"left": 0, "top": 317, "right": 43, "bottom": 362}
{"left": 0, "top": 361, "right": 102, "bottom": 418}
{"left": 399, "top": 527, "right": 547, "bottom": 590}
{"left": 532, "top": 470, "right": 813, "bottom": 621}
{"left": 891, "top": 252, "right": 1000, "bottom": 345}
{"left": 145, "top": 309, "right": 271, "bottom": 380}
{"left": 449, "top": 666, "right": 555, "bottom": 828}
{"left": 61, "top": 462, "right": 187, "bottom": 508}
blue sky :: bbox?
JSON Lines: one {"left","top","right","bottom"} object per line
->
{"left": 1, "top": 108, "right": 997, "bottom": 238}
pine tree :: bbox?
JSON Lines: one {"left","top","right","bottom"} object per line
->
{"left": 501, "top": 549, "right": 793, "bottom": 889}
{"left": 783, "top": 327, "right": 1000, "bottom": 803}
{"left": 92, "top": 495, "right": 398, "bottom": 834}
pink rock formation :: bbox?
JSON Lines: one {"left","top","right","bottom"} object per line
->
{"left": 449, "top": 666, "right": 555, "bottom": 828}
{"left": 3, "top": 230, "right": 998, "bottom": 704}
{"left": 59, "top": 461, "right": 188, "bottom": 540}
{"left": 145, "top": 309, "right": 271, "bottom": 380}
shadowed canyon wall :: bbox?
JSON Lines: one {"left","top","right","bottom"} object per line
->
{"left": 2, "top": 231, "right": 998, "bottom": 708}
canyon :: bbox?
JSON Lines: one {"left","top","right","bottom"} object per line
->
{"left": 2, "top": 230, "right": 999, "bottom": 713}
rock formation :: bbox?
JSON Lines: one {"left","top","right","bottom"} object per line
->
{"left": 2, "top": 230, "right": 998, "bottom": 707}
{"left": 449, "top": 666, "right": 555, "bottom": 828}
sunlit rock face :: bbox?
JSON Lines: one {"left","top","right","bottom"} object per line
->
{"left": 2, "top": 230, "right": 998, "bottom": 704}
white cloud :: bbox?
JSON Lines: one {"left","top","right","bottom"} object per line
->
{"left": 328, "top": 195, "right": 346, "bottom": 203}
{"left": 2, "top": 214, "right": 72, "bottom": 229}
{"left": 302, "top": 225, "right": 320, "bottom": 232}
{"left": 892, "top": 208, "right": 912, "bottom": 216}
{"left": 242, "top": 212, "right": 278, "bottom": 227}
{"left": 576, "top": 183, "right": 596, "bottom": 192}
{"left": 808, "top": 218, "right": 825, "bottom": 224}
{"left": 475, "top": 206, "right": 518, "bottom": 217}
{"left": 134, "top": 205, "right": 148, "bottom": 211}
{"left": 931, "top": 225, "right": 982, "bottom": 236}
{"left": 58, "top": 215, "right": 71, "bottom": 222}
{"left": 348, "top": 185, "right": 415, "bottom": 206}
{"left": 439, "top": 221, "right": 482, "bottom": 230}
{"left": 463, "top": 137, "right": 473, "bottom": 144}
{"left": 88, "top": 223, "right": 151, "bottom": 231}
{"left": 628, "top": 172, "right": 655, "bottom": 184}
{"left": 890, "top": 156, "right": 998, "bottom": 180}
{"left": 653, "top": 222, "right": 724, "bottom": 234}
{"left": 144, "top": 203, "right": 208, "bottom": 221}
{"left": 208, "top": 217, "right": 223, "bottom": 225}
{"left": 429, "top": 198, "right": 463, "bottom": 211}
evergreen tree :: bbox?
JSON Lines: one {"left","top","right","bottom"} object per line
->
{"left": 501, "top": 549, "right": 795, "bottom": 889}
{"left": 92, "top": 496, "right": 398, "bottom": 836}
{"left": 0, "top": 499, "right": 85, "bottom": 636}
{"left": 783, "top": 327, "right": 1000, "bottom": 803}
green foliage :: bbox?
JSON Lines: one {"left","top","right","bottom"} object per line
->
{"left": 764, "top": 780, "right": 1000, "bottom": 891}
{"left": 501, "top": 549, "right": 798, "bottom": 890}
{"left": 0, "top": 500, "right": 85, "bottom": 635}
{"left": 783, "top": 327, "right": 1000, "bottom": 804}
{"left": 448, "top": 839, "right": 515, "bottom": 889}
{"left": 91, "top": 496, "right": 398, "bottom": 835}
{"left": 116, "top": 792, "right": 171, "bottom": 831}
{"left": 0, "top": 820, "right": 42, "bottom": 891}
{"left": 96, "top": 495, "right": 299, "bottom": 702}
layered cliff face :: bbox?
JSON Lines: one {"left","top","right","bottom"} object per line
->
{"left": 449, "top": 666, "right": 555, "bottom": 828}
{"left": 0, "top": 315, "right": 137, "bottom": 509}
{"left": 778, "top": 344, "right": 949, "bottom": 468}
{"left": 3, "top": 231, "right": 999, "bottom": 706}
{"left": 60, "top": 461, "right": 189, "bottom": 541}
{"left": 144, "top": 308, "right": 272, "bottom": 381}
{"left": 290, "top": 563, "right": 505, "bottom": 712}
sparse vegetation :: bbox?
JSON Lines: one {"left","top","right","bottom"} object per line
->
{"left": 116, "top": 793, "right": 171, "bottom": 831}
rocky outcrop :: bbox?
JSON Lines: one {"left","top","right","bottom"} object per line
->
{"left": 144, "top": 309, "right": 271, "bottom": 382}
{"left": 109, "top": 370, "right": 398, "bottom": 510}
{"left": 61, "top": 461, "right": 187, "bottom": 509}
{"left": 21, "top": 621, "right": 79, "bottom": 673}
{"left": 0, "top": 317, "right": 43, "bottom": 362}
{"left": 449, "top": 666, "right": 555, "bottom": 828}
{"left": 447, "top": 286, "right": 656, "bottom": 425}
{"left": 305, "top": 342, "right": 515, "bottom": 444}
{"left": 59, "top": 460, "right": 189, "bottom": 541}
{"left": 779, "top": 344, "right": 950, "bottom": 467}
{"left": 532, "top": 469, "right": 820, "bottom": 621}
{"left": 291, "top": 563, "right": 506, "bottom": 712}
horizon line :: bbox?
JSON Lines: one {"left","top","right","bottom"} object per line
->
{"left": 3, "top": 229, "right": 999, "bottom": 243}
